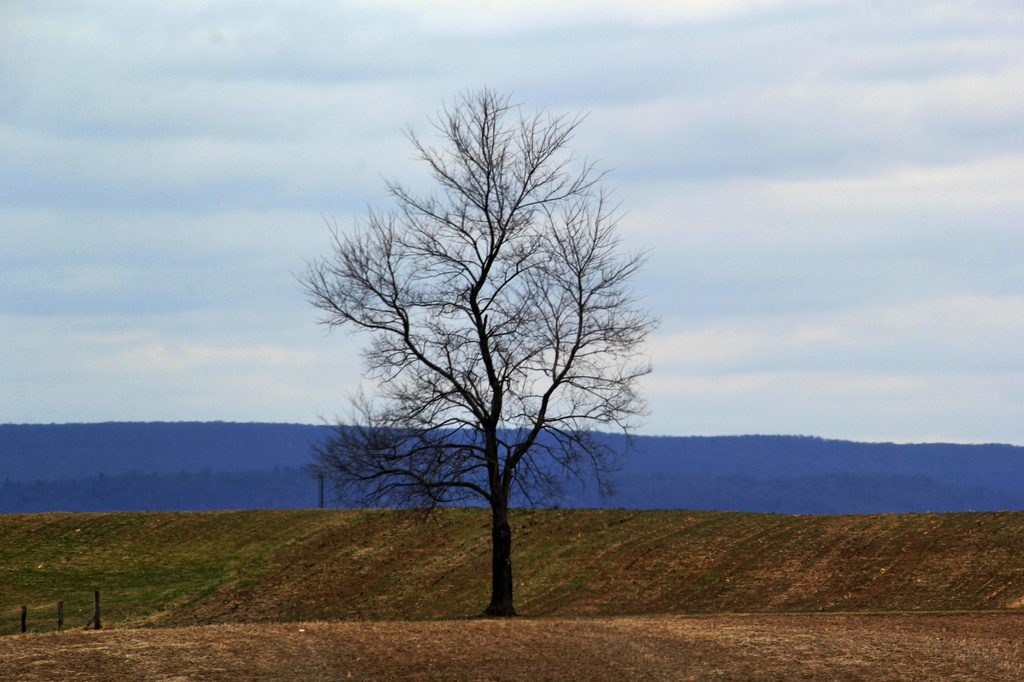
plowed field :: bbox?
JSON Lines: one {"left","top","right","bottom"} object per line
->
{"left": 5, "top": 508, "right": 1024, "bottom": 633}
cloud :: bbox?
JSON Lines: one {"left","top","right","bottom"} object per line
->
{"left": 642, "top": 369, "right": 1023, "bottom": 444}
{"left": 0, "top": 207, "right": 335, "bottom": 318}
{"left": 650, "top": 295, "right": 1024, "bottom": 375}
{"left": 763, "top": 155, "right": 1024, "bottom": 212}
{"left": 1, "top": 0, "right": 1021, "bottom": 444}
{"left": 344, "top": 0, "right": 811, "bottom": 33}
{"left": 641, "top": 293, "right": 1024, "bottom": 441}
{"left": 0, "top": 311, "right": 365, "bottom": 424}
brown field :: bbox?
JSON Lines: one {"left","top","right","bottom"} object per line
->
{"left": 2, "top": 613, "right": 1023, "bottom": 681}
{"left": 4, "top": 508, "right": 1024, "bottom": 679}
{"left": 6, "top": 509, "right": 1024, "bottom": 631}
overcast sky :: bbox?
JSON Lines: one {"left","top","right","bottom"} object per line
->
{"left": 2, "top": 1, "right": 1022, "bottom": 444}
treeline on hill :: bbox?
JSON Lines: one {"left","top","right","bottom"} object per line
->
{"left": 0, "top": 468, "right": 317, "bottom": 513}
{"left": 2, "top": 422, "right": 1023, "bottom": 514}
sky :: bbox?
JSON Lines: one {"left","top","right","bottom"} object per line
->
{"left": 2, "top": 0, "right": 1022, "bottom": 444}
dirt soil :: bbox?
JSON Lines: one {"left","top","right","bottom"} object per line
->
{"left": 149, "top": 509, "right": 1024, "bottom": 626}
{"left": 2, "top": 613, "right": 1023, "bottom": 681}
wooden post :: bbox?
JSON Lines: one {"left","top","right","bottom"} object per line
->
{"left": 93, "top": 591, "right": 101, "bottom": 630}
{"left": 21, "top": 605, "right": 27, "bottom": 633}
{"left": 57, "top": 601, "right": 63, "bottom": 632}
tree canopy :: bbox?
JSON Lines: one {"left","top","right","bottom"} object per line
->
{"left": 302, "top": 88, "right": 657, "bottom": 615}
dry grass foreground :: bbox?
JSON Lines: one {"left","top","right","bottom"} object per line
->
{"left": 2, "top": 614, "right": 1023, "bottom": 681}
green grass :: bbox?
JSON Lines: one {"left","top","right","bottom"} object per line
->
{"left": 3, "top": 507, "right": 1024, "bottom": 634}
{"left": 0, "top": 509, "right": 339, "bottom": 634}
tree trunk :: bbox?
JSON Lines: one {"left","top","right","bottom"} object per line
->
{"left": 484, "top": 502, "right": 516, "bottom": 616}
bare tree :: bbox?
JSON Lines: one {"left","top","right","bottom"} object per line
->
{"left": 302, "top": 88, "right": 657, "bottom": 616}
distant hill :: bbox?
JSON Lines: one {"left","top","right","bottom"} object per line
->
{"left": 582, "top": 434, "right": 1024, "bottom": 514}
{"left": 0, "top": 422, "right": 328, "bottom": 480}
{"left": 2, "top": 422, "right": 1023, "bottom": 513}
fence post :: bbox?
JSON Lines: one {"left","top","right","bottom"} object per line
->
{"left": 57, "top": 601, "right": 63, "bottom": 633}
{"left": 93, "top": 591, "right": 101, "bottom": 630}
{"left": 21, "top": 605, "right": 26, "bottom": 633}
